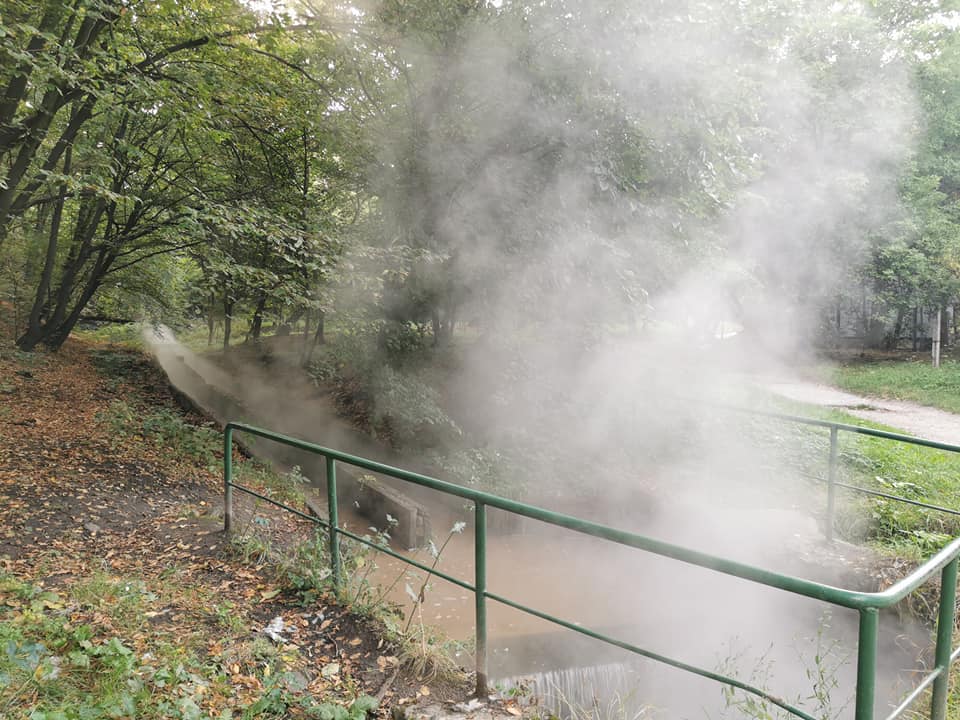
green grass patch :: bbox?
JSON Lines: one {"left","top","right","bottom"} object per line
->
{"left": 96, "top": 398, "right": 220, "bottom": 468}
{"left": 828, "top": 358, "right": 960, "bottom": 413}
{"left": 0, "top": 568, "right": 379, "bottom": 720}
{"left": 748, "top": 395, "right": 960, "bottom": 557}
{"left": 73, "top": 323, "right": 144, "bottom": 348}
{"left": 0, "top": 570, "right": 223, "bottom": 720}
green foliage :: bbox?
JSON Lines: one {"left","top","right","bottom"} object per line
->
{"left": 427, "top": 446, "right": 513, "bottom": 496}
{"left": 829, "top": 359, "right": 960, "bottom": 414}
{"left": 370, "top": 365, "right": 460, "bottom": 448}
{"left": 0, "top": 573, "right": 200, "bottom": 720}
{"left": 716, "top": 613, "right": 850, "bottom": 720}
{"left": 0, "top": 569, "right": 378, "bottom": 720}
{"left": 97, "top": 399, "right": 219, "bottom": 466}
{"left": 241, "top": 689, "right": 376, "bottom": 720}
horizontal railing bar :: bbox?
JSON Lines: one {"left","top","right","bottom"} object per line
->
{"left": 803, "top": 471, "right": 960, "bottom": 517}
{"left": 484, "top": 589, "right": 818, "bottom": 720}
{"left": 717, "top": 403, "right": 960, "bottom": 455}
{"left": 883, "top": 667, "right": 943, "bottom": 720}
{"left": 335, "top": 525, "right": 476, "bottom": 592}
{"left": 226, "top": 422, "right": 960, "bottom": 611}
{"left": 230, "top": 482, "right": 326, "bottom": 526}
{"left": 832, "top": 482, "right": 960, "bottom": 517}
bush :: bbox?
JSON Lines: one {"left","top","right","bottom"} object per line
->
{"left": 97, "top": 400, "right": 218, "bottom": 466}
{"left": 370, "top": 366, "right": 460, "bottom": 448}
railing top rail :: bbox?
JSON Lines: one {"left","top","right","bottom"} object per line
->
{"left": 710, "top": 402, "right": 960, "bottom": 455}
{"left": 225, "top": 421, "right": 960, "bottom": 611}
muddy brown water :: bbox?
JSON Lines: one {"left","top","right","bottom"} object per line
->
{"left": 147, "top": 329, "right": 936, "bottom": 719}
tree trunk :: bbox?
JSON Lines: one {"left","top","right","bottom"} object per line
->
{"left": 17, "top": 244, "right": 116, "bottom": 351}
{"left": 889, "top": 307, "right": 905, "bottom": 350}
{"left": 912, "top": 306, "right": 919, "bottom": 352}
{"left": 932, "top": 308, "right": 942, "bottom": 368}
{"left": 302, "top": 311, "right": 325, "bottom": 366}
{"left": 941, "top": 305, "right": 950, "bottom": 348}
{"left": 249, "top": 293, "right": 267, "bottom": 340}
{"left": 207, "top": 292, "right": 216, "bottom": 346}
{"left": 223, "top": 298, "right": 234, "bottom": 351}
{"left": 0, "top": 8, "right": 115, "bottom": 237}
{"left": 301, "top": 310, "right": 313, "bottom": 360}
{"left": 431, "top": 310, "right": 441, "bottom": 347}
{"left": 24, "top": 144, "right": 71, "bottom": 342}
{"left": 16, "top": 191, "right": 105, "bottom": 351}
{"left": 0, "top": 3, "right": 67, "bottom": 133}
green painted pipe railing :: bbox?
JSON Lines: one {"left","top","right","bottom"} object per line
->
{"left": 727, "top": 405, "right": 960, "bottom": 538}
{"left": 223, "top": 420, "right": 960, "bottom": 720}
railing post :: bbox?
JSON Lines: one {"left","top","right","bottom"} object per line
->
{"left": 326, "top": 456, "right": 342, "bottom": 592}
{"left": 855, "top": 607, "right": 879, "bottom": 720}
{"left": 931, "top": 557, "right": 958, "bottom": 720}
{"left": 826, "top": 426, "right": 838, "bottom": 542}
{"left": 474, "top": 501, "right": 488, "bottom": 697}
{"left": 224, "top": 425, "right": 233, "bottom": 533}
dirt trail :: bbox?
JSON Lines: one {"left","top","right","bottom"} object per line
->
{"left": 765, "top": 378, "right": 960, "bottom": 446}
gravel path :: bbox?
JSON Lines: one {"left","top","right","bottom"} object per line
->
{"left": 766, "top": 379, "right": 960, "bottom": 446}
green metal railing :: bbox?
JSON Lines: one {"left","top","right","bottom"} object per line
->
{"left": 223, "top": 420, "right": 960, "bottom": 720}
{"left": 728, "top": 406, "right": 960, "bottom": 542}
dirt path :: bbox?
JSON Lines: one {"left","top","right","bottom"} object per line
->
{"left": 0, "top": 333, "right": 477, "bottom": 716}
{"left": 765, "top": 378, "right": 960, "bottom": 446}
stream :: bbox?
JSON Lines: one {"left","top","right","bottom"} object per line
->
{"left": 146, "top": 327, "right": 934, "bottom": 719}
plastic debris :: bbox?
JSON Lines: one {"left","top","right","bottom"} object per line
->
{"left": 262, "top": 616, "right": 286, "bottom": 643}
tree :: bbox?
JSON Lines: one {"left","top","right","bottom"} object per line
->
{"left": 2, "top": 0, "right": 359, "bottom": 350}
{"left": 864, "top": 5, "right": 960, "bottom": 350}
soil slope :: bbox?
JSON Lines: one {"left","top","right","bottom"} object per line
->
{"left": 0, "top": 332, "right": 471, "bottom": 717}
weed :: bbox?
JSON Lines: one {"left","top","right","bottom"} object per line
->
{"left": 241, "top": 686, "right": 377, "bottom": 720}
{"left": 230, "top": 532, "right": 273, "bottom": 566}
{"left": 96, "top": 398, "right": 219, "bottom": 466}
{"left": 715, "top": 614, "right": 851, "bottom": 720}
{"left": 233, "top": 461, "right": 310, "bottom": 508}
{"left": 213, "top": 601, "right": 247, "bottom": 633}
{"left": 0, "top": 573, "right": 203, "bottom": 720}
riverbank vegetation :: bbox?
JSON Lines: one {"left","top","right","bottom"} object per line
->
{"left": 0, "top": 322, "right": 484, "bottom": 719}
{"left": 6, "top": 0, "right": 960, "bottom": 717}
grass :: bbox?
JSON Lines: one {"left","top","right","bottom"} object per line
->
{"left": 0, "top": 569, "right": 242, "bottom": 720}
{"left": 24, "top": 334, "right": 960, "bottom": 717}
{"left": 749, "top": 395, "right": 960, "bottom": 555}
{"left": 73, "top": 322, "right": 144, "bottom": 348}
{"left": 827, "top": 358, "right": 960, "bottom": 413}
{"left": 97, "top": 397, "right": 221, "bottom": 468}
{"left": 0, "top": 504, "right": 384, "bottom": 720}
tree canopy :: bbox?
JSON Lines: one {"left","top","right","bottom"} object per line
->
{"left": 0, "top": 0, "right": 958, "bottom": 354}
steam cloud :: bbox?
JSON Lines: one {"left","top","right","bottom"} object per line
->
{"left": 366, "top": 1, "right": 921, "bottom": 715}
{"left": 152, "top": 1, "right": 925, "bottom": 716}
